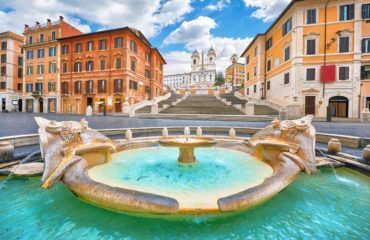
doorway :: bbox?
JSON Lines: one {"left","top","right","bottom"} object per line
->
{"left": 115, "top": 98, "right": 121, "bottom": 113}
{"left": 39, "top": 98, "right": 43, "bottom": 113}
{"left": 329, "top": 96, "right": 348, "bottom": 118}
{"left": 48, "top": 99, "right": 56, "bottom": 113}
{"left": 18, "top": 99, "right": 22, "bottom": 112}
{"left": 87, "top": 97, "right": 93, "bottom": 108}
{"left": 26, "top": 99, "right": 33, "bottom": 112}
{"left": 1, "top": 98, "right": 5, "bottom": 111}
{"left": 366, "top": 97, "right": 370, "bottom": 109}
{"left": 305, "top": 96, "right": 315, "bottom": 115}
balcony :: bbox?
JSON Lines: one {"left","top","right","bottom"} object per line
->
{"left": 31, "top": 91, "right": 43, "bottom": 98}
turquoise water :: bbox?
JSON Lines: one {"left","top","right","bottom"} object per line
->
{"left": 0, "top": 168, "right": 369, "bottom": 239}
{"left": 88, "top": 147, "right": 273, "bottom": 209}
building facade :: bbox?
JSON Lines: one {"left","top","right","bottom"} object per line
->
{"left": 22, "top": 16, "right": 82, "bottom": 113}
{"left": 225, "top": 54, "right": 245, "bottom": 87}
{"left": 241, "top": 0, "right": 370, "bottom": 118}
{"left": 164, "top": 48, "right": 216, "bottom": 87}
{"left": 0, "top": 31, "right": 23, "bottom": 112}
{"left": 59, "top": 27, "right": 165, "bottom": 114}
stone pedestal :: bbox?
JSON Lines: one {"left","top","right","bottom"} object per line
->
{"left": 196, "top": 127, "right": 202, "bottom": 136}
{"left": 151, "top": 103, "right": 158, "bottom": 114}
{"left": 363, "top": 145, "right": 370, "bottom": 163}
{"left": 129, "top": 108, "right": 135, "bottom": 117}
{"left": 125, "top": 129, "right": 132, "bottom": 141}
{"left": 122, "top": 98, "right": 130, "bottom": 114}
{"left": 229, "top": 128, "right": 236, "bottom": 138}
{"left": 286, "top": 102, "right": 302, "bottom": 119}
{"left": 279, "top": 107, "right": 288, "bottom": 121}
{"left": 245, "top": 102, "right": 255, "bottom": 115}
{"left": 328, "top": 138, "right": 341, "bottom": 154}
{"left": 360, "top": 108, "right": 369, "bottom": 123}
{"left": 86, "top": 106, "right": 93, "bottom": 116}
{"left": 0, "top": 141, "right": 14, "bottom": 163}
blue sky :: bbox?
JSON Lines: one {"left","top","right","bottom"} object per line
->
{"left": 0, "top": 0, "right": 290, "bottom": 73}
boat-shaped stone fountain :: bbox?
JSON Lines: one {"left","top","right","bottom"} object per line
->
{"left": 35, "top": 115, "right": 316, "bottom": 216}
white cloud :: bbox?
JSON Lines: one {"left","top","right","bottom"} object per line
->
{"left": 205, "top": 0, "right": 231, "bottom": 11}
{"left": 0, "top": 0, "right": 192, "bottom": 37}
{"left": 243, "top": 0, "right": 290, "bottom": 22}
{"left": 163, "top": 16, "right": 252, "bottom": 74}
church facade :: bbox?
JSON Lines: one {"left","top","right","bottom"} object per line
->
{"left": 164, "top": 47, "right": 216, "bottom": 87}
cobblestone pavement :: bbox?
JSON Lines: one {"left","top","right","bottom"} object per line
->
{"left": 0, "top": 112, "right": 369, "bottom": 137}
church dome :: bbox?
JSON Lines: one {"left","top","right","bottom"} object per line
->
{"left": 192, "top": 49, "right": 199, "bottom": 56}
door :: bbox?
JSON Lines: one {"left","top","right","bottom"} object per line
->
{"left": 26, "top": 99, "right": 33, "bottom": 112}
{"left": 1, "top": 98, "right": 5, "bottom": 111}
{"left": 39, "top": 98, "right": 43, "bottom": 113}
{"left": 366, "top": 97, "right": 370, "bottom": 109}
{"left": 329, "top": 96, "right": 348, "bottom": 118}
{"left": 87, "top": 97, "right": 93, "bottom": 107}
{"left": 115, "top": 98, "right": 121, "bottom": 112}
{"left": 305, "top": 96, "right": 315, "bottom": 115}
{"left": 18, "top": 99, "right": 22, "bottom": 112}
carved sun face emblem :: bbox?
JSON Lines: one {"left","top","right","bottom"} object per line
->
{"left": 60, "top": 121, "right": 82, "bottom": 143}
{"left": 280, "top": 120, "right": 298, "bottom": 140}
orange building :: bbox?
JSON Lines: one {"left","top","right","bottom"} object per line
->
{"left": 0, "top": 31, "right": 23, "bottom": 112}
{"left": 241, "top": 0, "right": 370, "bottom": 118}
{"left": 225, "top": 54, "right": 245, "bottom": 87}
{"left": 59, "top": 27, "right": 165, "bottom": 114}
{"left": 22, "top": 16, "right": 82, "bottom": 113}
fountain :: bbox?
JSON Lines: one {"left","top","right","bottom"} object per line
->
{"left": 33, "top": 116, "right": 317, "bottom": 215}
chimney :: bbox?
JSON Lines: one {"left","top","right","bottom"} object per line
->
{"left": 59, "top": 16, "right": 64, "bottom": 23}
{"left": 47, "top": 19, "right": 51, "bottom": 26}
{"left": 24, "top": 24, "right": 29, "bottom": 32}
{"left": 35, "top": 21, "right": 40, "bottom": 29}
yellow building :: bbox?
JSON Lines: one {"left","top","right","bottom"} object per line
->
{"left": 225, "top": 54, "right": 245, "bottom": 87}
{"left": 241, "top": 0, "right": 370, "bottom": 118}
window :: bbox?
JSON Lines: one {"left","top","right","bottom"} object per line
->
{"left": 339, "top": 66, "right": 349, "bottom": 80}
{"left": 130, "top": 40, "right": 137, "bottom": 53}
{"left": 1, "top": 66, "right": 6, "bottom": 76}
{"left": 28, "top": 36, "right": 33, "bottom": 44}
{"left": 306, "top": 68, "right": 316, "bottom": 81}
{"left": 246, "top": 88, "right": 249, "bottom": 95}
{"left": 27, "top": 65, "right": 33, "bottom": 75}
{"left": 253, "top": 66, "right": 257, "bottom": 77}
{"left": 37, "top": 49, "right": 44, "bottom": 58}
{"left": 361, "top": 65, "right": 370, "bottom": 80}
{"left": 114, "top": 79, "right": 123, "bottom": 93}
{"left": 145, "top": 86, "right": 150, "bottom": 94}
{"left": 116, "top": 58, "right": 122, "bottom": 69}
{"left": 98, "top": 80, "right": 106, "bottom": 93}
{"left": 145, "top": 69, "right": 151, "bottom": 78}
{"left": 17, "top": 83, "right": 22, "bottom": 91}
{"left": 246, "top": 72, "right": 250, "bottom": 81}
{"left": 267, "top": 59, "right": 271, "bottom": 71}
{"left": 131, "top": 60, "right": 136, "bottom": 72}
{"left": 282, "top": 18, "right": 292, "bottom": 36}
{"left": 99, "top": 39, "right": 107, "bottom": 50}
{"left": 18, "top": 68, "right": 22, "bottom": 78}
{"left": 86, "top": 61, "right": 94, "bottom": 71}
{"left": 284, "top": 72, "right": 290, "bottom": 85}
{"left": 254, "top": 47, "right": 257, "bottom": 57}
{"left": 61, "top": 82, "right": 69, "bottom": 95}
{"left": 362, "top": 38, "right": 370, "bottom": 53}
{"left": 267, "top": 81, "right": 271, "bottom": 90}
{"left": 266, "top": 37, "right": 273, "bottom": 50}
{"left": 114, "top": 37, "right": 123, "bottom": 48}
{"left": 75, "top": 43, "right": 82, "bottom": 53}
{"left": 86, "top": 41, "right": 94, "bottom": 52}
{"left": 74, "top": 62, "right": 82, "bottom": 72}
{"left": 26, "top": 50, "right": 33, "bottom": 60}
{"left": 339, "top": 37, "right": 349, "bottom": 53}
{"left": 51, "top": 31, "right": 56, "bottom": 40}
{"left": 37, "top": 64, "right": 44, "bottom": 74}
{"left": 62, "top": 62, "right": 68, "bottom": 73}
{"left": 145, "top": 52, "right": 151, "bottom": 62}
{"left": 86, "top": 80, "right": 94, "bottom": 93}
{"left": 340, "top": 4, "right": 354, "bottom": 21}
{"left": 18, "top": 56, "right": 23, "bottom": 66}
{"left": 0, "top": 82, "right": 6, "bottom": 89}
{"left": 307, "top": 9, "right": 316, "bottom": 24}
{"left": 39, "top": 33, "right": 44, "bottom": 42}
{"left": 48, "top": 82, "right": 55, "bottom": 92}
{"left": 1, "top": 41, "right": 7, "bottom": 50}
{"left": 129, "top": 80, "right": 138, "bottom": 90}
{"left": 1, "top": 54, "right": 6, "bottom": 63}
{"left": 246, "top": 55, "right": 250, "bottom": 64}
{"left": 74, "top": 81, "right": 82, "bottom": 94}
{"left": 253, "top": 85, "right": 257, "bottom": 93}
{"left": 284, "top": 46, "right": 290, "bottom": 61}
{"left": 35, "top": 82, "right": 43, "bottom": 92}
{"left": 49, "top": 62, "right": 56, "bottom": 73}
{"left": 62, "top": 45, "right": 69, "bottom": 55}
{"left": 306, "top": 39, "right": 316, "bottom": 55}
{"left": 363, "top": 4, "right": 370, "bottom": 19}
{"left": 100, "top": 59, "right": 106, "bottom": 70}
{"left": 26, "top": 83, "right": 33, "bottom": 93}
{"left": 49, "top": 47, "right": 56, "bottom": 57}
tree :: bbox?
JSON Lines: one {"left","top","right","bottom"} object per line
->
{"left": 214, "top": 75, "right": 225, "bottom": 86}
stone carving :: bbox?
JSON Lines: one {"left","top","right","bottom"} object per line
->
{"left": 60, "top": 121, "right": 82, "bottom": 143}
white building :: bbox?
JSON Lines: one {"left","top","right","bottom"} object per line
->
{"left": 164, "top": 48, "right": 216, "bottom": 87}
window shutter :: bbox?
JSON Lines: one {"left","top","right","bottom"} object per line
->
{"left": 349, "top": 4, "right": 354, "bottom": 19}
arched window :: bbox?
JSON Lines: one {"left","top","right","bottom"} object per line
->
{"left": 193, "top": 59, "right": 196, "bottom": 65}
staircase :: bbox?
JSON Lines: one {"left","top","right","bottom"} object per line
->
{"left": 161, "top": 95, "right": 243, "bottom": 115}
{"left": 135, "top": 90, "right": 183, "bottom": 114}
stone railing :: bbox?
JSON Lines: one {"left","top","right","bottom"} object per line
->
{"left": 127, "top": 93, "right": 172, "bottom": 117}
